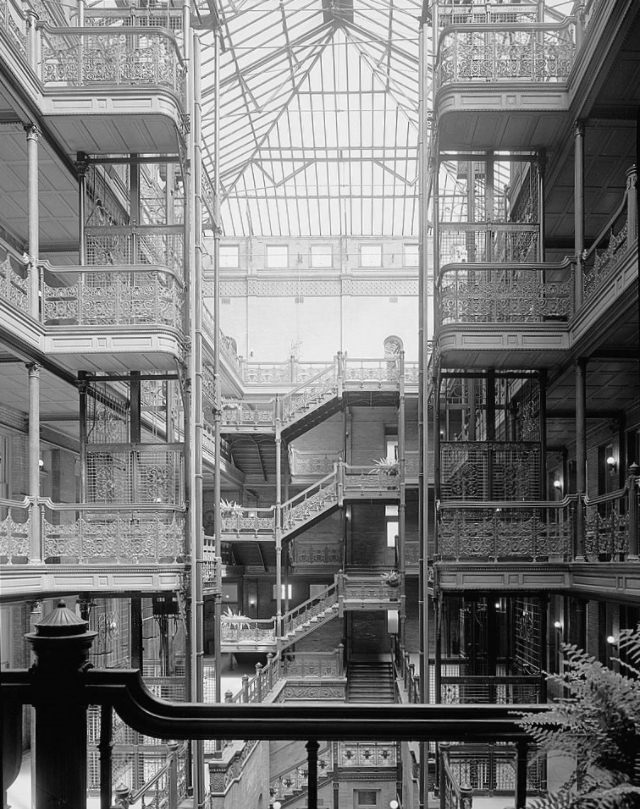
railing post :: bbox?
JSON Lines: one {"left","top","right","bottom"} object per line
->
{"left": 575, "top": 3, "right": 585, "bottom": 50}
{"left": 627, "top": 463, "right": 639, "bottom": 561}
{"left": 242, "top": 673, "right": 249, "bottom": 703}
{"left": 255, "top": 662, "right": 263, "bottom": 702}
{"left": 168, "top": 741, "right": 179, "bottom": 809}
{"left": 26, "top": 10, "right": 40, "bottom": 72}
{"left": 337, "top": 643, "right": 344, "bottom": 676}
{"left": 337, "top": 461, "right": 345, "bottom": 506}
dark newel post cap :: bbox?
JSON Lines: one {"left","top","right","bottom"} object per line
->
{"left": 25, "top": 600, "right": 97, "bottom": 674}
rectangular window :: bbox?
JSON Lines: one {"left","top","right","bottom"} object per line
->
{"left": 219, "top": 244, "right": 240, "bottom": 268}
{"left": 311, "top": 243, "right": 333, "bottom": 268}
{"left": 272, "top": 584, "right": 293, "bottom": 600}
{"left": 266, "top": 244, "right": 289, "bottom": 268}
{"left": 359, "top": 243, "right": 382, "bottom": 267}
{"left": 356, "top": 790, "right": 378, "bottom": 807}
{"left": 404, "top": 242, "right": 419, "bottom": 266}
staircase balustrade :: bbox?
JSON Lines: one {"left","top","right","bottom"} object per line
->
{"left": 280, "top": 361, "right": 339, "bottom": 423}
{"left": 220, "top": 399, "right": 277, "bottom": 428}
{"left": 270, "top": 744, "right": 333, "bottom": 804}
{"left": 281, "top": 582, "right": 339, "bottom": 641}
{"left": 221, "top": 505, "right": 276, "bottom": 537}
{"left": 280, "top": 470, "right": 339, "bottom": 534}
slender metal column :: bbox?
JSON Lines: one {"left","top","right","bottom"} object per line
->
{"left": 398, "top": 350, "right": 406, "bottom": 646}
{"left": 25, "top": 124, "right": 40, "bottom": 319}
{"left": 275, "top": 404, "right": 283, "bottom": 637}
{"left": 574, "top": 121, "right": 585, "bottom": 309}
{"left": 539, "top": 370, "right": 548, "bottom": 499}
{"left": 575, "top": 358, "right": 587, "bottom": 560}
{"left": 515, "top": 740, "right": 529, "bottom": 809}
{"left": 306, "top": 740, "right": 319, "bottom": 809}
{"left": 27, "top": 363, "right": 41, "bottom": 562}
{"left": 98, "top": 704, "right": 113, "bottom": 809}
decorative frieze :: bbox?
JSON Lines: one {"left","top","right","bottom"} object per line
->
{"left": 218, "top": 276, "right": 418, "bottom": 298}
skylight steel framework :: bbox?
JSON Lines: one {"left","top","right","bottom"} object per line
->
{"left": 198, "top": 0, "right": 423, "bottom": 237}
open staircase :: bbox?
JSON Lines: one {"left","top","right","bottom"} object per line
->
{"left": 347, "top": 659, "right": 396, "bottom": 703}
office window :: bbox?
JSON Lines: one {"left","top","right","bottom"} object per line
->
{"left": 219, "top": 244, "right": 240, "bottom": 268}
{"left": 359, "top": 243, "right": 382, "bottom": 267}
{"left": 311, "top": 243, "right": 333, "bottom": 268}
{"left": 404, "top": 242, "right": 419, "bottom": 266}
{"left": 272, "top": 584, "right": 293, "bottom": 599}
{"left": 266, "top": 244, "right": 289, "bottom": 268}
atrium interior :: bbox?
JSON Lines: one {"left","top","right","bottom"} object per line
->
{"left": 1, "top": 1, "right": 639, "bottom": 808}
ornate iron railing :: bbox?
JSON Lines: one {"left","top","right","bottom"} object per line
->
{"left": 281, "top": 471, "right": 339, "bottom": 534}
{"left": 437, "top": 3, "right": 540, "bottom": 27}
{"left": 583, "top": 486, "right": 630, "bottom": 561}
{"left": 281, "top": 362, "right": 339, "bottom": 423}
{"left": 582, "top": 167, "right": 637, "bottom": 301}
{"left": 220, "top": 399, "right": 276, "bottom": 429}
{"left": 282, "top": 582, "right": 339, "bottom": 640}
{"left": 441, "top": 742, "right": 544, "bottom": 804}
{"left": 339, "top": 572, "right": 402, "bottom": 603}
{"left": 441, "top": 441, "right": 542, "bottom": 501}
{"left": 220, "top": 506, "right": 275, "bottom": 537}
{"left": 437, "top": 20, "right": 576, "bottom": 86}
{"left": 0, "top": 0, "right": 27, "bottom": 56}
{"left": 271, "top": 744, "right": 333, "bottom": 804}
{"left": 38, "top": 24, "right": 186, "bottom": 103}
{"left": 343, "top": 356, "right": 400, "bottom": 386}
{"left": 289, "top": 447, "right": 342, "bottom": 477}
{"left": 0, "top": 247, "right": 29, "bottom": 314}
{"left": 225, "top": 648, "right": 344, "bottom": 705}
{"left": 343, "top": 464, "right": 400, "bottom": 495}
{"left": 437, "top": 262, "right": 574, "bottom": 325}
{"left": 0, "top": 498, "right": 32, "bottom": 562}
{"left": 41, "top": 265, "right": 184, "bottom": 329}
{"left": 220, "top": 615, "right": 276, "bottom": 645}
{"left": 437, "top": 499, "right": 576, "bottom": 560}
{"left": 40, "top": 501, "right": 186, "bottom": 564}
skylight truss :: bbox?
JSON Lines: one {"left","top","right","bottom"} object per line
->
{"left": 198, "top": 0, "right": 422, "bottom": 237}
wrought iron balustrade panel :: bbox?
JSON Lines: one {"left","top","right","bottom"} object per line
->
{"left": 438, "top": 26, "right": 575, "bottom": 86}
{"left": 0, "top": 502, "right": 32, "bottom": 561}
{"left": 42, "top": 508, "right": 185, "bottom": 563}
{"left": 86, "top": 447, "right": 184, "bottom": 504}
{"left": 439, "top": 267, "right": 573, "bottom": 325}
{"left": 85, "top": 227, "right": 184, "bottom": 274}
{"left": 0, "top": 254, "right": 29, "bottom": 313}
{"left": 438, "top": 504, "right": 572, "bottom": 560}
{"left": 43, "top": 270, "right": 183, "bottom": 328}
{"left": 40, "top": 27, "right": 186, "bottom": 101}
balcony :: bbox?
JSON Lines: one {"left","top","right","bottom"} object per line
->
{"left": 435, "top": 168, "right": 638, "bottom": 366}
{"left": 434, "top": 474, "right": 640, "bottom": 595}
{"left": 36, "top": 23, "right": 186, "bottom": 153}
{"left": 436, "top": 261, "right": 572, "bottom": 366}
{"left": 0, "top": 498, "right": 186, "bottom": 597}
{"left": 434, "top": 19, "right": 576, "bottom": 149}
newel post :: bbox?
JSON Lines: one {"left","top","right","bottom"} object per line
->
{"left": 25, "top": 600, "right": 97, "bottom": 809}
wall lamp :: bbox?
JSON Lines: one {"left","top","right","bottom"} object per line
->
{"left": 553, "top": 620, "right": 563, "bottom": 631}
{"left": 606, "top": 455, "right": 617, "bottom": 473}
{"left": 553, "top": 478, "right": 562, "bottom": 491}
{"left": 606, "top": 634, "right": 617, "bottom": 645}
{"left": 389, "top": 800, "right": 401, "bottom": 809}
